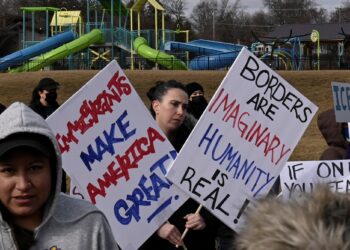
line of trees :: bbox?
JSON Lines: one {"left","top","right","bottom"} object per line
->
{"left": 1, "top": 0, "right": 350, "bottom": 46}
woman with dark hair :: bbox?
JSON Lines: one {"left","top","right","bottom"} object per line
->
{"left": 140, "top": 80, "right": 215, "bottom": 250}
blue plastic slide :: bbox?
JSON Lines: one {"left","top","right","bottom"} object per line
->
{"left": 0, "top": 31, "right": 76, "bottom": 71}
{"left": 164, "top": 39, "right": 245, "bottom": 70}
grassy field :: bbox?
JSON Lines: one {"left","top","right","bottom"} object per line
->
{"left": 1, "top": 69, "right": 349, "bottom": 161}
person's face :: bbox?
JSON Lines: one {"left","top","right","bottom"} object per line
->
{"left": 189, "top": 90, "right": 204, "bottom": 101}
{"left": 0, "top": 148, "right": 51, "bottom": 223}
{"left": 152, "top": 88, "right": 188, "bottom": 136}
{"left": 39, "top": 89, "right": 57, "bottom": 106}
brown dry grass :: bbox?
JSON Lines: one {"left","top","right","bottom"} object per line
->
{"left": 0, "top": 69, "right": 349, "bottom": 161}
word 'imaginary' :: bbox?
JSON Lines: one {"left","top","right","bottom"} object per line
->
{"left": 208, "top": 88, "right": 291, "bottom": 166}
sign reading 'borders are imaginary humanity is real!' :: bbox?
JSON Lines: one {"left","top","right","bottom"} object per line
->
{"left": 166, "top": 47, "right": 318, "bottom": 232}
{"left": 46, "top": 60, "right": 188, "bottom": 250}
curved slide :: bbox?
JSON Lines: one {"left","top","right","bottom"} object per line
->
{"left": 133, "top": 37, "right": 186, "bottom": 70}
{"left": 0, "top": 31, "right": 76, "bottom": 71}
{"left": 165, "top": 39, "right": 244, "bottom": 70}
{"left": 189, "top": 51, "right": 241, "bottom": 70}
{"left": 11, "top": 29, "right": 104, "bottom": 72}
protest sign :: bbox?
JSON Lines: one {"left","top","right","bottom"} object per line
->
{"left": 331, "top": 82, "right": 350, "bottom": 122}
{"left": 166, "top": 47, "right": 318, "bottom": 231}
{"left": 46, "top": 60, "right": 188, "bottom": 250}
{"left": 281, "top": 160, "right": 350, "bottom": 199}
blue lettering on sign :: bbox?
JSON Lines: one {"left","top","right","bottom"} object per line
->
{"left": 114, "top": 152, "right": 178, "bottom": 225}
{"left": 332, "top": 85, "right": 350, "bottom": 111}
{"left": 80, "top": 110, "right": 136, "bottom": 171}
{"left": 198, "top": 123, "right": 275, "bottom": 197}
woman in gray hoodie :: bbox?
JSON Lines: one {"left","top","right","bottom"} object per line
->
{"left": 0, "top": 102, "right": 119, "bottom": 250}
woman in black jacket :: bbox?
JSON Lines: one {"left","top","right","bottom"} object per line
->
{"left": 140, "top": 80, "right": 216, "bottom": 250}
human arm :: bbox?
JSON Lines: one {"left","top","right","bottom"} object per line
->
{"left": 184, "top": 212, "right": 206, "bottom": 230}
{"left": 157, "top": 221, "right": 184, "bottom": 246}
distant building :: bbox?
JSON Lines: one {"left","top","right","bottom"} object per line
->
{"left": 257, "top": 23, "right": 350, "bottom": 69}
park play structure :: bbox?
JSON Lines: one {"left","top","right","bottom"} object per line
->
{"left": 1, "top": 1, "right": 323, "bottom": 72}
{"left": 0, "top": 0, "right": 247, "bottom": 72}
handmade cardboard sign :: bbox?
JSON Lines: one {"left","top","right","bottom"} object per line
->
{"left": 46, "top": 60, "right": 188, "bottom": 250}
{"left": 331, "top": 82, "right": 350, "bottom": 122}
{"left": 166, "top": 47, "right": 318, "bottom": 231}
{"left": 280, "top": 160, "right": 350, "bottom": 199}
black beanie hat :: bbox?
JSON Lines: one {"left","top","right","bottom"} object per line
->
{"left": 37, "top": 78, "right": 60, "bottom": 91}
{"left": 186, "top": 82, "right": 204, "bottom": 96}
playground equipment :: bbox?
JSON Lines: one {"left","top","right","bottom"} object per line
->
{"left": 133, "top": 36, "right": 186, "bottom": 70}
{"left": 1, "top": 0, "right": 244, "bottom": 72}
{"left": 165, "top": 39, "right": 244, "bottom": 70}
{"left": 11, "top": 29, "right": 104, "bottom": 72}
{"left": 252, "top": 30, "right": 310, "bottom": 71}
{"left": 0, "top": 31, "right": 75, "bottom": 70}
{"left": 129, "top": 0, "right": 187, "bottom": 70}
{"left": 260, "top": 48, "right": 293, "bottom": 70}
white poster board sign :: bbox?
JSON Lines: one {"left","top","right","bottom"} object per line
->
{"left": 47, "top": 61, "right": 188, "bottom": 250}
{"left": 331, "top": 82, "right": 350, "bottom": 122}
{"left": 280, "top": 160, "right": 350, "bottom": 199}
{"left": 166, "top": 47, "right": 318, "bottom": 232}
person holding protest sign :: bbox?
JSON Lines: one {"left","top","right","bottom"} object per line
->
{"left": 317, "top": 108, "right": 350, "bottom": 160}
{"left": 0, "top": 102, "right": 119, "bottom": 250}
{"left": 185, "top": 81, "right": 237, "bottom": 250}
{"left": 235, "top": 185, "right": 350, "bottom": 250}
{"left": 29, "top": 77, "right": 67, "bottom": 193}
{"left": 140, "top": 80, "right": 216, "bottom": 250}
{"left": 185, "top": 82, "right": 208, "bottom": 119}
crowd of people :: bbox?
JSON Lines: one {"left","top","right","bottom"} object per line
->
{"left": 0, "top": 76, "right": 348, "bottom": 250}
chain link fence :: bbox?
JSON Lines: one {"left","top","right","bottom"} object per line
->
{"left": 2, "top": 54, "right": 350, "bottom": 72}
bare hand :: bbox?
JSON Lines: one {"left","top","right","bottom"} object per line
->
{"left": 157, "top": 222, "right": 183, "bottom": 246}
{"left": 184, "top": 213, "right": 206, "bottom": 230}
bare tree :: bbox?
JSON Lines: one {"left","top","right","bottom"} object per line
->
{"left": 330, "top": 1, "right": 350, "bottom": 23}
{"left": 161, "top": 0, "right": 187, "bottom": 25}
{"left": 263, "top": 0, "right": 327, "bottom": 24}
{"left": 190, "top": 0, "right": 218, "bottom": 40}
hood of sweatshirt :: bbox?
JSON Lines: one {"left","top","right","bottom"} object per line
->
{"left": 236, "top": 186, "right": 350, "bottom": 250}
{"left": 0, "top": 102, "right": 62, "bottom": 231}
{"left": 317, "top": 108, "right": 347, "bottom": 149}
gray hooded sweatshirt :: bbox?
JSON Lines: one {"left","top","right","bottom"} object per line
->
{"left": 0, "top": 102, "right": 119, "bottom": 250}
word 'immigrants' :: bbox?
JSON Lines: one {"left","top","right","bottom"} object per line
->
{"left": 56, "top": 70, "right": 132, "bottom": 153}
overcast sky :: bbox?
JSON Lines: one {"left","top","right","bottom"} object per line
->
{"left": 185, "top": 0, "right": 345, "bottom": 15}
